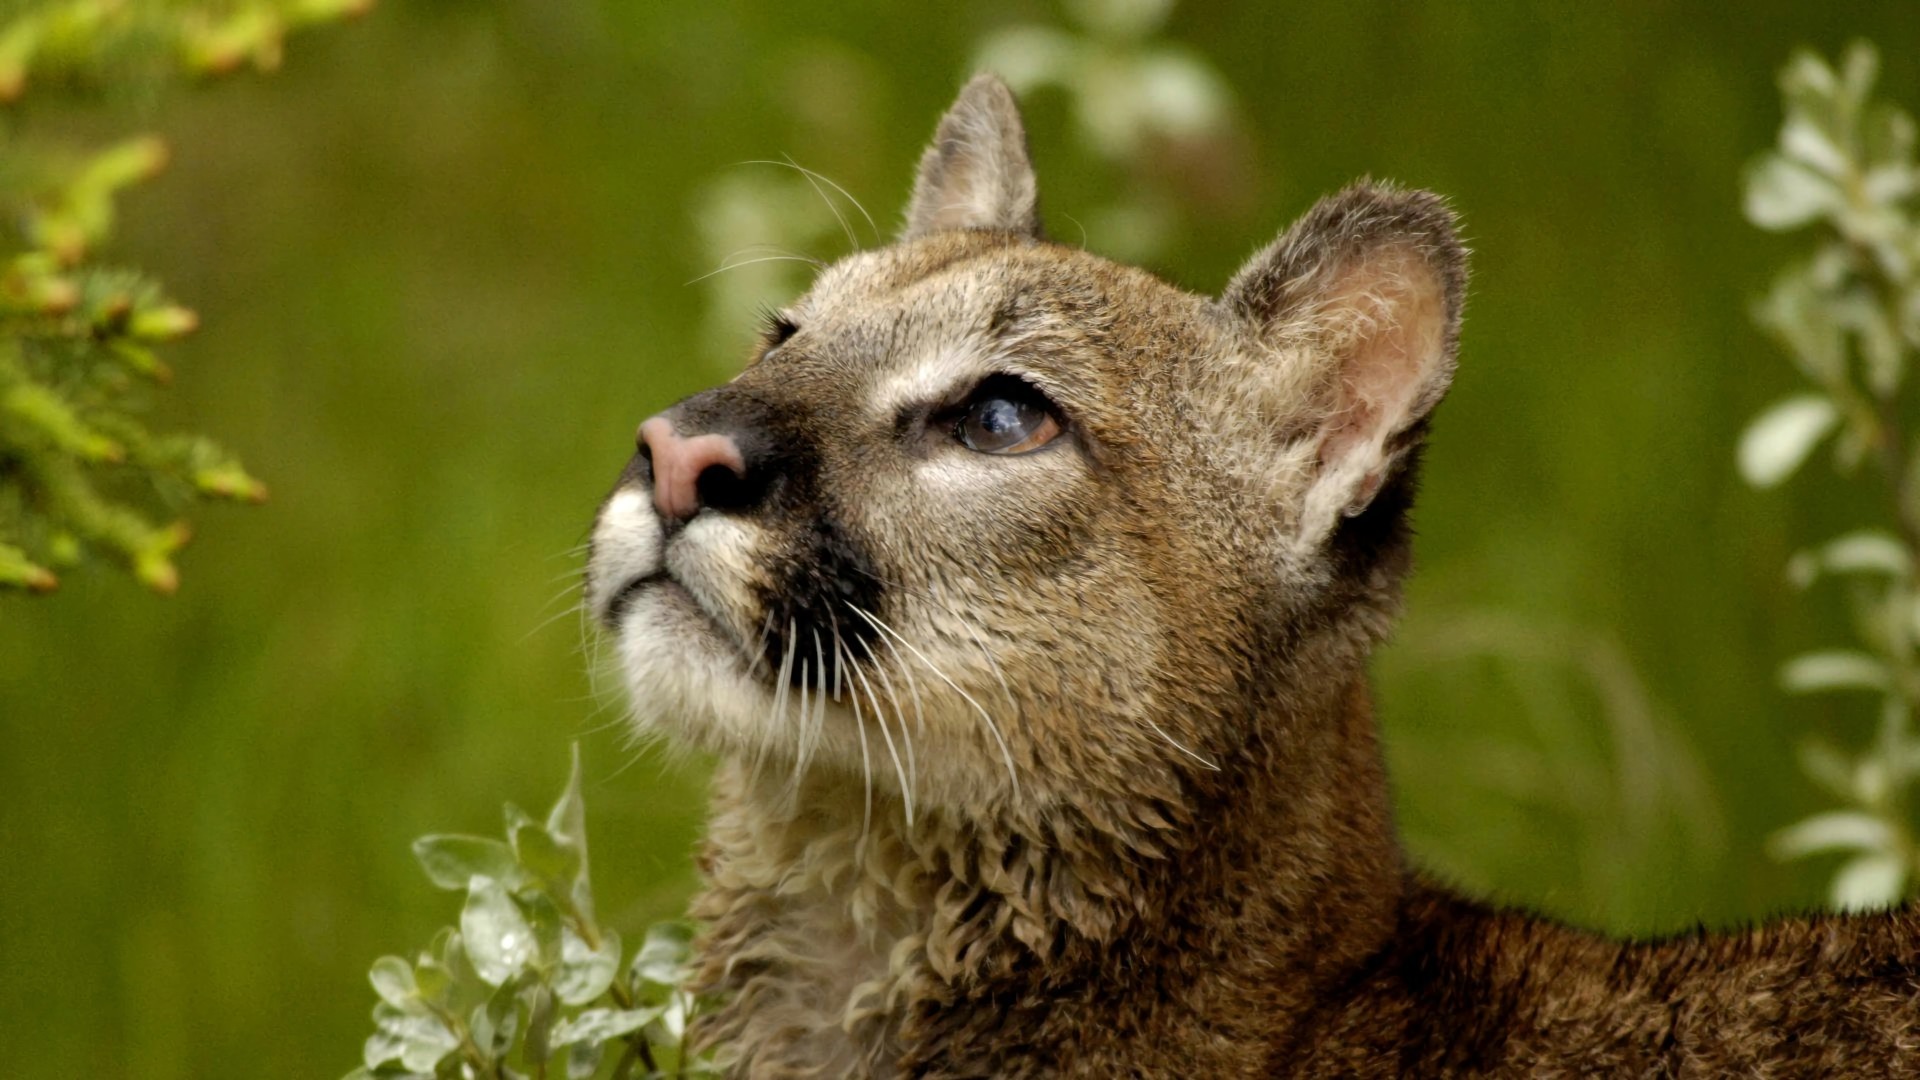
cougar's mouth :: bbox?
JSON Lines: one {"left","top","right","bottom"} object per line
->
{"left": 604, "top": 569, "right": 669, "bottom": 627}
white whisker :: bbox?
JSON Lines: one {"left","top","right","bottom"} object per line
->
{"left": 835, "top": 633, "right": 874, "bottom": 842}
{"left": 744, "top": 157, "right": 880, "bottom": 243}
{"left": 850, "top": 604, "right": 1019, "bottom": 797}
{"left": 685, "top": 253, "right": 823, "bottom": 286}
{"left": 849, "top": 648, "right": 913, "bottom": 827}
{"left": 1141, "top": 716, "right": 1219, "bottom": 771}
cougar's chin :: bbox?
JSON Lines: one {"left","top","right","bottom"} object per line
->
{"left": 589, "top": 488, "right": 792, "bottom": 753}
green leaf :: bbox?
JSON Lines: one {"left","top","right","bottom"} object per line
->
{"left": 470, "top": 979, "right": 521, "bottom": 1058}
{"left": 1788, "top": 530, "right": 1910, "bottom": 587}
{"left": 424, "top": 930, "right": 491, "bottom": 1016}
{"left": 521, "top": 983, "right": 557, "bottom": 1066}
{"left": 555, "top": 925, "right": 621, "bottom": 1005}
{"left": 518, "top": 888, "right": 565, "bottom": 970}
{"left": 631, "top": 921, "right": 695, "bottom": 988}
{"left": 460, "top": 876, "right": 537, "bottom": 986}
{"left": 368, "top": 1005, "right": 459, "bottom": 1073}
{"left": 546, "top": 742, "right": 589, "bottom": 846}
{"left": 545, "top": 742, "right": 596, "bottom": 920}
{"left": 565, "top": 1039, "right": 606, "bottom": 1080}
{"left": 412, "top": 835, "right": 521, "bottom": 891}
{"left": 410, "top": 956, "right": 448, "bottom": 1003}
{"left": 512, "top": 822, "right": 582, "bottom": 890}
{"left": 368, "top": 956, "right": 420, "bottom": 1010}
{"left": 1832, "top": 851, "right": 1908, "bottom": 912}
{"left": 1744, "top": 154, "right": 1841, "bottom": 231}
{"left": 1738, "top": 395, "right": 1838, "bottom": 488}
{"left": 1769, "top": 810, "right": 1896, "bottom": 859}
{"left": 548, "top": 1006, "right": 663, "bottom": 1047}
{"left": 1778, "top": 649, "right": 1891, "bottom": 694}
{"left": 362, "top": 1031, "right": 405, "bottom": 1071}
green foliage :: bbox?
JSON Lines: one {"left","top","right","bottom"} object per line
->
{"left": 0, "top": 0, "right": 367, "bottom": 594}
{"left": 1741, "top": 42, "right": 1920, "bottom": 910}
{"left": 347, "top": 746, "right": 717, "bottom": 1080}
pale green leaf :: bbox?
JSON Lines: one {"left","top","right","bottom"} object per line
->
{"left": 412, "top": 835, "right": 521, "bottom": 892}
{"left": 1780, "top": 114, "right": 1849, "bottom": 177}
{"left": 1769, "top": 810, "right": 1896, "bottom": 859}
{"left": 545, "top": 743, "right": 596, "bottom": 920}
{"left": 1778, "top": 649, "right": 1890, "bottom": 694}
{"left": 1790, "top": 530, "right": 1909, "bottom": 588}
{"left": 650, "top": 990, "right": 690, "bottom": 1043}
{"left": 1744, "top": 155, "right": 1841, "bottom": 231}
{"left": 1831, "top": 851, "right": 1908, "bottom": 912}
{"left": 1738, "top": 395, "right": 1838, "bottom": 487}
{"left": 631, "top": 921, "right": 695, "bottom": 987}
{"left": 369, "top": 1005, "right": 459, "bottom": 1073}
{"left": 368, "top": 956, "right": 419, "bottom": 1010}
{"left": 555, "top": 926, "right": 621, "bottom": 1005}
{"left": 546, "top": 742, "right": 589, "bottom": 848}
{"left": 549, "top": 1006, "right": 663, "bottom": 1047}
{"left": 470, "top": 979, "right": 521, "bottom": 1058}
{"left": 363, "top": 1031, "right": 404, "bottom": 1071}
{"left": 460, "top": 876, "right": 536, "bottom": 986}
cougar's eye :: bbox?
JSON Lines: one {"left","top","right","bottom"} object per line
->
{"left": 952, "top": 375, "right": 1063, "bottom": 455}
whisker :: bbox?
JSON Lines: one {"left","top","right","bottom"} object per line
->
{"left": 743, "top": 157, "right": 880, "bottom": 243}
{"left": 835, "top": 630, "right": 874, "bottom": 842}
{"left": 780, "top": 152, "right": 858, "bottom": 253}
{"left": 1141, "top": 716, "right": 1220, "bottom": 771}
{"left": 849, "top": 604, "right": 1019, "bottom": 797}
{"left": 787, "top": 628, "right": 815, "bottom": 805}
{"left": 520, "top": 594, "right": 587, "bottom": 646}
{"left": 869, "top": 652, "right": 918, "bottom": 796}
{"left": 849, "top": 648, "right": 913, "bottom": 827}
{"left": 685, "top": 253, "right": 823, "bottom": 286}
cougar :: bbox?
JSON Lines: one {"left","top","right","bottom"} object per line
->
{"left": 586, "top": 75, "right": 1920, "bottom": 1078}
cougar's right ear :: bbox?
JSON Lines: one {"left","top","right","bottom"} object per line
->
{"left": 900, "top": 73, "right": 1042, "bottom": 240}
{"left": 1218, "top": 183, "right": 1467, "bottom": 548}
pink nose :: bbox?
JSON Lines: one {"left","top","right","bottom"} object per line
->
{"left": 638, "top": 416, "right": 747, "bottom": 523}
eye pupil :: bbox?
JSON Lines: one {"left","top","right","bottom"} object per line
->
{"left": 953, "top": 379, "right": 1062, "bottom": 455}
{"left": 979, "top": 399, "right": 1024, "bottom": 437}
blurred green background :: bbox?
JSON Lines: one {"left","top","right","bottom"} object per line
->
{"left": 4, "top": 1, "right": 1919, "bottom": 1075}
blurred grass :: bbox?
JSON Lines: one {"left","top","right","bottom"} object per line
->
{"left": 2, "top": 1, "right": 1918, "bottom": 1075}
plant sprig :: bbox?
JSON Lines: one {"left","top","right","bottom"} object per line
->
{"left": 345, "top": 745, "right": 717, "bottom": 1080}
{"left": 1, "top": 0, "right": 371, "bottom": 594}
{"left": 1740, "top": 41, "right": 1920, "bottom": 910}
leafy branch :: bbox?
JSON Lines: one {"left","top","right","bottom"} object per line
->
{"left": 0, "top": 0, "right": 369, "bottom": 594}
{"left": 346, "top": 746, "right": 718, "bottom": 1080}
{"left": 1738, "top": 41, "right": 1920, "bottom": 910}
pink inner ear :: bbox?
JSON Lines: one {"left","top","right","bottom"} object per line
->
{"left": 1313, "top": 246, "right": 1451, "bottom": 489}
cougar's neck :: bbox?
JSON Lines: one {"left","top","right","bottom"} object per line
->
{"left": 689, "top": 643, "right": 1406, "bottom": 1075}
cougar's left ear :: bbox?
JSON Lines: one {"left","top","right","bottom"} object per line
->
{"left": 1220, "top": 182, "right": 1466, "bottom": 546}
{"left": 901, "top": 73, "right": 1042, "bottom": 240}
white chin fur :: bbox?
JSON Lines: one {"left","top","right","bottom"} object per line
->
{"left": 614, "top": 582, "right": 773, "bottom": 752}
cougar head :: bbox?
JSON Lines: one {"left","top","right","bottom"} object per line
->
{"left": 586, "top": 75, "right": 1465, "bottom": 819}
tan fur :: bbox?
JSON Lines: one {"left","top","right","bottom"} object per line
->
{"left": 587, "top": 76, "right": 1920, "bottom": 1077}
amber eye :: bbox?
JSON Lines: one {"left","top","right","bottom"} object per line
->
{"left": 953, "top": 377, "right": 1063, "bottom": 455}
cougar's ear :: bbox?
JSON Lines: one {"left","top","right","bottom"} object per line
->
{"left": 1219, "top": 182, "right": 1466, "bottom": 546}
{"left": 901, "top": 74, "right": 1042, "bottom": 240}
